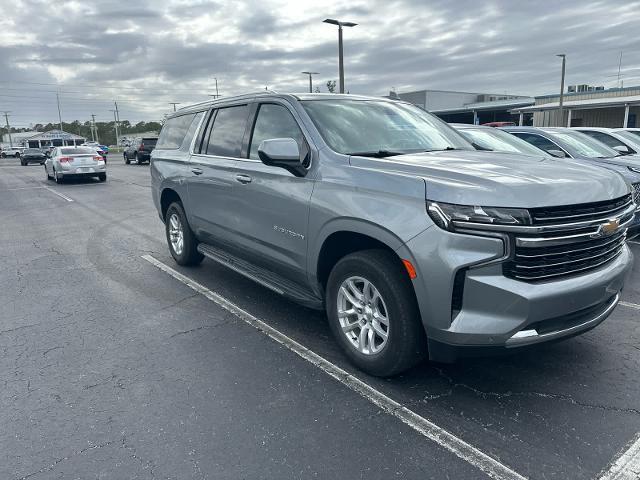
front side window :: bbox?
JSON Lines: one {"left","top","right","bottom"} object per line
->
{"left": 581, "top": 131, "right": 632, "bottom": 152}
{"left": 301, "top": 99, "right": 472, "bottom": 155}
{"left": 157, "top": 114, "right": 195, "bottom": 149}
{"left": 205, "top": 105, "right": 249, "bottom": 157}
{"left": 511, "top": 133, "right": 564, "bottom": 154}
{"left": 249, "top": 104, "right": 305, "bottom": 159}
{"left": 552, "top": 131, "right": 619, "bottom": 158}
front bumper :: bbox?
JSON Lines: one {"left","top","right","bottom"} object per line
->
{"left": 398, "top": 226, "right": 634, "bottom": 362}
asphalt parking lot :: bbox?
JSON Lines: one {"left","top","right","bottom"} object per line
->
{"left": 1, "top": 157, "right": 639, "bottom": 480}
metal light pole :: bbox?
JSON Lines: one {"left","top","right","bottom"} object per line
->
{"left": 56, "top": 92, "right": 63, "bottom": 131}
{"left": 323, "top": 19, "right": 357, "bottom": 94}
{"left": 301, "top": 71, "right": 319, "bottom": 93}
{"left": 169, "top": 102, "right": 180, "bottom": 112}
{"left": 2, "top": 111, "right": 13, "bottom": 147}
{"left": 556, "top": 54, "right": 566, "bottom": 127}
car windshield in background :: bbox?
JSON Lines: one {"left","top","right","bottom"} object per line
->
{"left": 615, "top": 130, "right": 640, "bottom": 149}
{"left": 460, "top": 128, "right": 547, "bottom": 156}
{"left": 24, "top": 149, "right": 42, "bottom": 154}
{"left": 301, "top": 99, "right": 472, "bottom": 156}
{"left": 552, "top": 131, "right": 619, "bottom": 158}
{"left": 61, "top": 147, "right": 97, "bottom": 155}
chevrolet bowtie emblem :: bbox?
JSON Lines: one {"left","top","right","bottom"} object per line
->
{"left": 599, "top": 218, "right": 620, "bottom": 237}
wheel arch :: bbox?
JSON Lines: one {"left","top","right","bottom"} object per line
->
{"left": 160, "top": 188, "right": 182, "bottom": 222}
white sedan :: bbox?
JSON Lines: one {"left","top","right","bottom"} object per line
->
{"left": 44, "top": 146, "right": 107, "bottom": 183}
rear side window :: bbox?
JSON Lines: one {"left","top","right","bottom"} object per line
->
{"left": 61, "top": 147, "right": 96, "bottom": 155}
{"left": 157, "top": 114, "right": 196, "bottom": 149}
{"left": 205, "top": 105, "right": 249, "bottom": 157}
{"left": 249, "top": 104, "right": 305, "bottom": 160}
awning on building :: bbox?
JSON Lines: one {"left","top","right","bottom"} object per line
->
{"left": 512, "top": 95, "right": 640, "bottom": 113}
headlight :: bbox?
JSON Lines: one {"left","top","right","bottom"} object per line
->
{"left": 628, "top": 166, "right": 640, "bottom": 174}
{"left": 427, "top": 201, "right": 532, "bottom": 231}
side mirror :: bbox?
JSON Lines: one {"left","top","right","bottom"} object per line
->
{"left": 258, "top": 138, "right": 308, "bottom": 176}
{"left": 547, "top": 149, "right": 566, "bottom": 158}
{"left": 613, "top": 145, "right": 631, "bottom": 154}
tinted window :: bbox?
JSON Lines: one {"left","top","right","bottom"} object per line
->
{"left": 581, "top": 131, "right": 631, "bottom": 151}
{"left": 552, "top": 131, "right": 619, "bottom": 158}
{"left": 61, "top": 147, "right": 96, "bottom": 155}
{"left": 302, "top": 99, "right": 471, "bottom": 155}
{"left": 24, "top": 149, "right": 42, "bottom": 154}
{"left": 460, "top": 129, "right": 548, "bottom": 156}
{"left": 249, "top": 104, "right": 305, "bottom": 159}
{"left": 511, "top": 133, "right": 563, "bottom": 153}
{"left": 142, "top": 138, "right": 158, "bottom": 146}
{"left": 157, "top": 114, "right": 195, "bottom": 149}
{"left": 205, "top": 105, "right": 249, "bottom": 157}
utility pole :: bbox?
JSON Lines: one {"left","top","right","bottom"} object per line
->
{"left": 91, "top": 114, "right": 99, "bottom": 142}
{"left": 2, "top": 111, "right": 13, "bottom": 147}
{"left": 617, "top": 51, "right": 623, "bottom": 88}
{"left": 169, "top": 102, "right": 180, "bottom": 112}
{"left": 215, "top": 77, "right": 219, "bottom": 97}
{"left": 56, "top": 92, "right": 63, "bottom": 131}
{"left": 301, "top": 72, "right": 319, "bottom": 93}
{"left": 556, "top": 54, "right": 566, "bottom": 127}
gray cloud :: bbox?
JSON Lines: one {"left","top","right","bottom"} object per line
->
{"left": 1, "top": 0, "right": 640, "bottom": 125}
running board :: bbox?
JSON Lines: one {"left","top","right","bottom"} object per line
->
{"left": 197, "top": 243, "right": 323, "bottom": 309}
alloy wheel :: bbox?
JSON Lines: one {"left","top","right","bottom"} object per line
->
{"left": 336, "top": 276, "right": 390, "bottom": 355}
{"left": 168, "top": 213, "right": 184, "bottom": 255}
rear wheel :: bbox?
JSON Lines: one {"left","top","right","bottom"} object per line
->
{"left": 54, "top": 168, "right": 63, "bottom": 184}
{"left": 20, "top": 159, "right": 26, "bottom": 166}
{"left": 98, "top": 173, "right": 107, "bottom": 182}
{"left": 326, "top": 249, "right": 427, "bottom": 377}
{"left": 1, "top": 152, "right": 6, "bottom": 158}
{"left": 124, "top": 153, "right": 130, "bottom": 165}
{"left": 165, "top": 202, "right": 203, "bottom": 266}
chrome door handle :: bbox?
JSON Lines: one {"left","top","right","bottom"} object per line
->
{"left": 191, "top": 167, "right": 203, "bottom": 175}
{"left": 235, "top": 174, "right": 252, "bottom": 184}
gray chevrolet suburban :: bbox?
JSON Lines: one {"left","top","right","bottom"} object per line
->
{"left": 151, "top": 93, "right": 635, "bottom": 376}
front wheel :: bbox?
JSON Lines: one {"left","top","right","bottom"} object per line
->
{"left": 165, "top": 202, "right": 203, "bottom": 266}
{"left": 98, "top": 173, "right": 107, "bottom": 182}
{"left": 326, "top": 249, "right": 427, "bottom": 377}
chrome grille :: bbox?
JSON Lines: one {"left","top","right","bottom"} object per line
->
{"left": 633, "top": 183, "right": 640, "bottom": 207}
{"left": 529, "top": 194, "right": 633, "bottom": 225}
{"left": 503, "top": 194, "right": 634, "bottom": 282}
{"left": 504, "top": 231, "right": 626, "bottom": 281}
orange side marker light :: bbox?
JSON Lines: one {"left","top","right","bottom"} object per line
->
{"left": 402, "top": 259, "right": 417, "bottom": 279}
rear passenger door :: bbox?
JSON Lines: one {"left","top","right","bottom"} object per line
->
{"left": 187, "top": 104, "right": 251, "bottom": 245}
{"left": 226, "top": 101, "right": 315, "bottom": 284}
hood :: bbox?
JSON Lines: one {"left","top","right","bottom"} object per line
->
{"left": 349, "top": 150, "right": 630, "bottom": 208}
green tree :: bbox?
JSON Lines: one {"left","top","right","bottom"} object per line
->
{"left": 326, "top": 80, "right": 337, "bottom": 93}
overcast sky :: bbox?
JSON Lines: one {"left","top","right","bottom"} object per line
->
{"left": 1, "top": 0, "right": 640, "bottom": 127}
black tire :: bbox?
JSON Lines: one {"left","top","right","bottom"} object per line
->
{"left": 98, "top": 173, "right": 107, "bottom": 182}
{"left": 165, "top": 202, "right": 203, "bottom": 266}
{"left": 124, "top": 153, "right": 130, "bottom": 165}
{"left": 326, "top": 249, "right": 427, "bottom": 377}
{"left": 20, "top": 159, "right": 26, "bottom": 166}
{"left": 15, "top": 153, "right": 20, "bottom": 158}
{"left": 134, "top": 152, "right": 138, "bottom": 164}
{"left": 54, "top": 168, "right": 63, "bottom": 184}
{"left": 1, "top": 152, "right": 6, "bottom": 158}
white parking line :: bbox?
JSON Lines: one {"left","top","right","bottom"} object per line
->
{"left": 141, "top": 254, "right": 526, "bottom": 480}
{"left": 598, "top": 433, "right": 640, "bottom": 480}
{"left": 44, "top": 187, "right": 73, "bottom": 202}
{"left": 620, "top": 301, "right": 640, "bottom": 310}
{"left": 1, "top": 186, "right": 45, "bottom": 192}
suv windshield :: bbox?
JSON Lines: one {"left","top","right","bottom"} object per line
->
{"left": 302, "top": 99, "right": 472, "bottom": 155}
{"left": 460, "top": 128, "right": 547, "bottom": 156}
{"left": 551, "top": 130, "right": 619, "bottom": 158}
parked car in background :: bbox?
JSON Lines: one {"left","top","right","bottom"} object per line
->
{"left": 45, "top": 146, "right": 107, "bottom": 183}
{"left": 452, "top": 124, "right": 550, "bottom": 156}
{"left": 574, "top": 127, "right": 640, "bottom": 156}
{"left": 482, "top": 121, "right": 516, "bottom": 127}
{"left": 1, "top": 146, "right": 25, "bottom": 158}
{"left": 502, "top": 126, "right": 640, "bottom": 236}
{"left": 151, "top": 92, "right": 635, "bottom": 376}
{"left": 20, "top": 148, "right": 47, "bottom": 165}
{"left": 82, "top": 141, "right": 108, "bottom": 158}
{"left": 124, "top": 137, "right": 157, "bottom": 164}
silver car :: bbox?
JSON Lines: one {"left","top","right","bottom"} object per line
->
{"left": 44, "top": 146, "right": 107, "bottom": 183}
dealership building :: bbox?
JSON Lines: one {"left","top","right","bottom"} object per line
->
{"left": 511, "top": 85, "right": 640, "bottom": 128}
{"left": 389, "top": 89, "right": 535, "bottom": 125}
{"left": 22, "top": 130, "right": 86, "bottom": 148}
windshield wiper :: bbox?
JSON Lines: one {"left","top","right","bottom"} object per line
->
{"left": 422, "top": 146, "right": 463, "bottom": 152}
{"left": 348, "top": 150, "right": 405, "bottom": 158}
